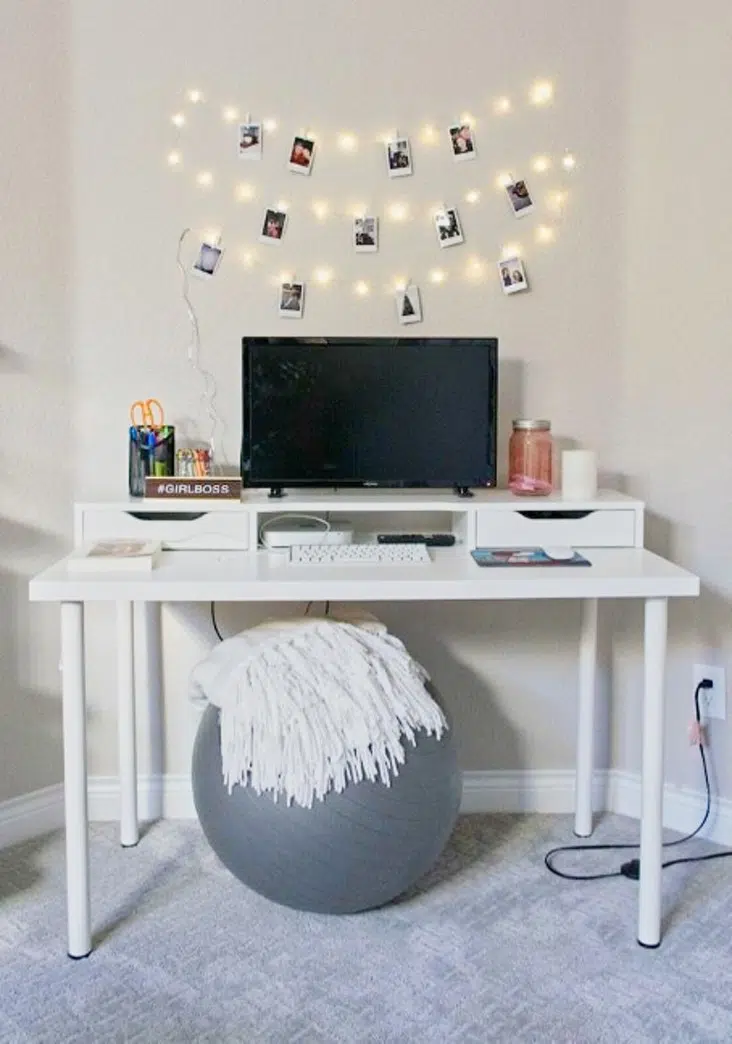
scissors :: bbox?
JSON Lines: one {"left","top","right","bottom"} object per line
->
{"left": 129, "top": 398, "right": 165, "bottom": 429}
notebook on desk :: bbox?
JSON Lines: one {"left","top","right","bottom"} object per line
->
{"left": 471, "top": 547, "right": 591, "bottom": 568}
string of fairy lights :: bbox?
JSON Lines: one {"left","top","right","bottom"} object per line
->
{"left": 165, "top": 79, "right": 578, "bottom": 303}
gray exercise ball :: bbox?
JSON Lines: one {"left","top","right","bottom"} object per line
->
{"left": 191, "top": 690, "right": 462, "bottom": 914}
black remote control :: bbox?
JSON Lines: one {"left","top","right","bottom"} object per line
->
{"left": 377, "top": 533, "right": 456, "bottom": 547}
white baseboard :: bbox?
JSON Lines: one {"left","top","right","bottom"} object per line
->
{"left": 4, "top": 771, "right": 732, "bottom": 849}
{"left": 460, "top": 769, "right": 609, "bottom": 815}
{"left": 609, "top": 770, "right": 732, "bottom": 846}
{"left": 0, "top": 784, "right": 64, "bottom": 849}
{"left": 88, "top": 775, "right": 195, "bottom": 822}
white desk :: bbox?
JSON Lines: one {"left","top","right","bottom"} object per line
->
{"left": 28, "top": 492, "right": 700, "bottom": 957}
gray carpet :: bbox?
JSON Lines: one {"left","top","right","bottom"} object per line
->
{"left": 1, "top": 814, "right": 732, "bottom": 1043}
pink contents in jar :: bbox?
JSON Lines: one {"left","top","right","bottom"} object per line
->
{"left": 508, "top": 419, "right": 554, "bottom": 496}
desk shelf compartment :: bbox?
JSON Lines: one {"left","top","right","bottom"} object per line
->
{"left": 78, "top": 509, "right": 251, "bottom": 551}
{"left": 475, "top": 508, "right": 639, "bottom": 549}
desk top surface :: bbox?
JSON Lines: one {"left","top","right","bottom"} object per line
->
{"left": 29, "top": 547, "right": 699, "bottom": 603}
{"left": 76, "top": 488, "right": 642, "bottom": 513}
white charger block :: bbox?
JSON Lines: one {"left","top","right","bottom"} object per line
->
{"left": 562, "top": 450, "right": 598, "bottom": 500}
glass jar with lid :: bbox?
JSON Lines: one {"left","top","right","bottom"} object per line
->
{"left": 508, "top": 419, "right": 554, "bottom": 496}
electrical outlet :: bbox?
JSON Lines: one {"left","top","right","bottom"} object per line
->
{"left": 692, "top": 664, "right": 727, "bottom": 720}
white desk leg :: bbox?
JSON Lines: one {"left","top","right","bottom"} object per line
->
{"left": 133, "top": 601, "right": 164, "bottom": 822}
{"left": 638, "top": 597, "right": 668, "bottom": 949}
{"left": 575, "top": 598, "right": 598, "bottom": 837}
{"left": 117, "top": 601, "right": 138, "bottom": 847}
{"left": 61, "top": 602, "right": 91, "bottom": 959}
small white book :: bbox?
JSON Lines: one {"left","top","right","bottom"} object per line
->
{"left": 67, "top": 539, "right": 162, "bottom": 573}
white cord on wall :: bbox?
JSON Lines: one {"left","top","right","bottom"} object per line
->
{"left": 176, "top": 228, "right": 228, "bottom": 471}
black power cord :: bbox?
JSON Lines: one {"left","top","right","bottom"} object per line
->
{"left": 545, "top": 680, "right": 732, "bottom": 881}
{"left": 210, "top": 602, "right": 224, "bottom": 642}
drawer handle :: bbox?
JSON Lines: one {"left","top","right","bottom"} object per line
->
{"left": 126, "top": 511, "right": 207, "bottom": 522}
{"left": 517, "top": 510, "right": 593, "bottom": 521}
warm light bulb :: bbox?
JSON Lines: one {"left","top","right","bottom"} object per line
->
{"left": 204, "top": 229, "right": 221, "bottom": 247}
{"left": 530, "top": 80, "right": 554, "bottom": 106}
{"left": 502, "top": 242, "right": 522, "bottom": 258}
{"left": 562, "top": 151, "right": 577, "bottom": 171}
{"left": 196, "top": 171, "right": 213, "bottom": 187}
{"left": 429, "top": 269, "right": 446, "bottom": 284}
{"left": 187, "top": 89, "right": 203, "bottom": 104}
{"left": 314, "top": 267, "right": 333, "bottom": 285}
{"left": 240, "top": 250, "right": 255, "bottom": 267}
{"left": 496, "top": 172, "right": 513, "bottom": 189}
{"left": 263, "top": 118, "right": 278, "bottom": 133}
{"left": 171, "top": 113, "right": 186, "bottom": 128}
{"left": 494, "top": 96, "right": 512, "bottom": 115}
{"left": 389, "top": 203, "right": 408, "bottom": 221}
{"left": 532, "top": 155, "right": 551, "bottom": 173}
{"left": 312, "top": 200, "right": 329, "bottom": 220}
{"left": 547, "top": 190, "right": 567, "bottom": 213}
{"left": 460, "top": 112, "right": 476, "bottom": 126}
{"left": 536, "top": 225, "right": 556, "bottom": 244}
{"left": 167, "top": 151, "right": 181, "bottom": 167}
{"left": 350, "top": 202, "right": 367, "bottom": 218}
{"left": 420, "top": 124, "right": 438, "bottom": 144}
{"left": 276, "top": 199, "right": 289, "bottom": 212}
{"left": 466, "top": 256, "right": 486, "bottom": 280}
{"left": 222, "top": 106, "right": 239, "bottom": 123}
{"left": 393, "top": 277, "right": 407, "bottom": 292}
{"left": 338, "top": 133, "right": 357, "bottom": 151}
{"left": 465, "top": 190, "right": 480, "bottom": 204}
{"left": 354, "top": 280, "right": 370, "bottom": 297}
{"left": 235, "top": 183, "right": 254, "bottom": 202}
{"left": 279, "top": 270, "right": 293, "bottom": 283}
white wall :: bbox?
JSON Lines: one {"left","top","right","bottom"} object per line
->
{"left": 611, "top": 0, "right": 732, "bottom": 796}
{"left": 0, "top": 2, "right": 71, "bottom": 802}
{"left": 6, "top": 1, "right": 731, "bottom": 805}
{"left": 69, "top": 0, "right": 625, "bottom": 783}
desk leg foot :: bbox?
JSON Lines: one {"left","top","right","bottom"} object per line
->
{"left": 637, "top": 939, "right": 661, "bottom": 950}
{"left": 67, "top": 950, "right": 92, "bottom": 961}
{"left": 117, "top": 601, "right": 138, "bottom": 848}
{"left": 575, "top": 598, "right": 598, "bottom": 838}
{"left": 638, "top": 596, "right": 667, "bottom": 950}
{"left": 61, "top": 602, "right": 92, "bottom": 960}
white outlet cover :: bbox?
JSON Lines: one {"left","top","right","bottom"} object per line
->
{"left": 692, "top": 664, "right": 727, "bottom": 720}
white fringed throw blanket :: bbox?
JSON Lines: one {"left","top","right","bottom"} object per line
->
{"left": 189, "top": 613, "right": 447, "bottom": 809}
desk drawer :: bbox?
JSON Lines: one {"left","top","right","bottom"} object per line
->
{"left": 80, "top": 509, "right": 250, "bottom": 550}
{"left": 476, "top": 508, "right": 637, "bottom": 548}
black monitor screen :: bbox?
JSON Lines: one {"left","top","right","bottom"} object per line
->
{"left": 241, "top": 337, "right": 498, "bottom": 490}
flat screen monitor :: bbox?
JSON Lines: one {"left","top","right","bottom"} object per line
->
{"left": 241, "top": 337, "right": 498, "bottom": 492}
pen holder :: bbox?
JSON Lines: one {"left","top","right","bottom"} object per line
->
{"left": 128, "top": 426, "right": 175, "bottom": 497}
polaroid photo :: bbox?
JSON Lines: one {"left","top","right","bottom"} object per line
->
{"left": 448, "top": 123, "right": 476, "bottom": 161}
{"left": 192, "top": 241, "right": 224, "bottom": 279}
{"left": 259, "top": 208, "right": 288, "bottom": 244}
{"left": 385, "top": 137, "right": 413, "bottom": 178}
{"left": 434, "top": 206, "right": 464, "bottom": 248}
{"left": 288, "top": 136, "right": 315, "bottom": 175}
{"left": 505, "top": 179, "right": 534, "bottom": 217}
{"left": 238, "top": 121, "right": 262, "bottom": 159}
{"left": 498, "top": 257, "right": 529, "bottom": 294}
{"left": 278, "top": 281, "right": 305, "bottom": 318}
{"left": 396, "top": 284, "right": 422, "bottom": 325}
{"left": 353, "top": 216, "right": 379, "bottom": 253}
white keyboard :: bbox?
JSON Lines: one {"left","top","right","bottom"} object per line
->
{"left": 289, "top": 542, "right": 431, "bottom": 566}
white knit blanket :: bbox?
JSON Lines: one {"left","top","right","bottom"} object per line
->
{"left": 189, "top": 613, "right": 447, "bottom": 808}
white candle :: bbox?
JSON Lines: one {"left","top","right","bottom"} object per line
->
{"left": 562, "top": 450, "right": 598, "bottom": 500}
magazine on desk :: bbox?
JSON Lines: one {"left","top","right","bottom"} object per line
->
{"left": 66, "top": 540, "right": 162, "bottom": 573}
{"left": 471, "top": 547, "right": 591, "bottom": 567}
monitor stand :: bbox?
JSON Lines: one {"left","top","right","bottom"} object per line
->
{"left": 268, "top": 485, "right": 285, "bottom": 499}
{"left": 453, "top": 485, "right": 474, "bottom": 499}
